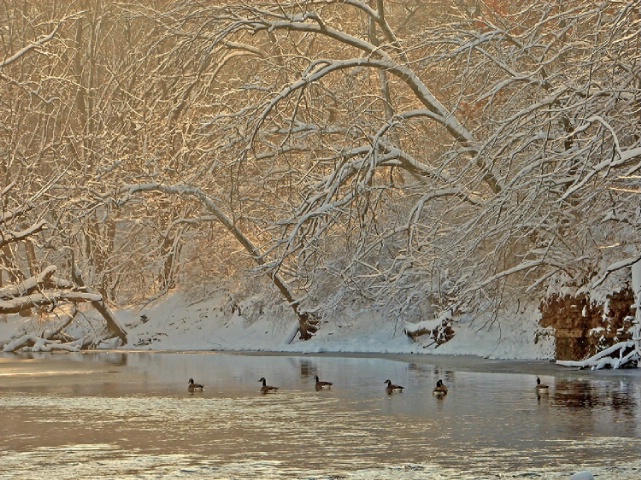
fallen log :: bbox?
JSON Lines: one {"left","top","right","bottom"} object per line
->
{"left": 2, "top": 334, "right": 81, "bottom": 353}
{"left": 556, "top": 341, "right": 639, "bottom": 370}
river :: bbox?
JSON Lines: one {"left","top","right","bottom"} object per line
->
{"left": 1, "top": 351, "right": 639, "bottom": 479}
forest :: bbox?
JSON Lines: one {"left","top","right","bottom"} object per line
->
{"left": 1, "top": 1, "right": 640, "bottom": 353}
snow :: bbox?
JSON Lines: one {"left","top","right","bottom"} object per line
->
{"left": 632, "top": 261, "right": 641, "bottom": 356}
{"left": 0, "top": 287, "right": 553, "bottom": 360}
{"left": 557, "top": 340, "right": 638, "bottom": 370}
{"left": 569, "top": 472, "right": 594, "bottom": 480}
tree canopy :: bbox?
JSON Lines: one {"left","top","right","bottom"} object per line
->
{"left": 1, "top": 0, "right": 640, "bottom": 342}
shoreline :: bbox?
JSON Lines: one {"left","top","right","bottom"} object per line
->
{"left": 50, "top": 348, "right": 641, "bottom": 378}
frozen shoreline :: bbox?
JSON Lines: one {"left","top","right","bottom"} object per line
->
{"left": 105, "top": 292, "right": 557, "bottom": 361}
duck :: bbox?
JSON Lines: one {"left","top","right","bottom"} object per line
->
{"left": 314, "top": 375, "right": 333, "bottom": 390}
{"left": 536, "top": 376, "right": 549, "bottom": 393}
{"left": 432, "top": 379, "right": 448, "bottom": 396}
{"left": 384, "top": 379, "right": 404, "bottom": 394}
{"left": 188, "top": 378, "right": 204, "bottom": 393}
{"left": 258, "top": 377, "right": 279, "bottom": 394}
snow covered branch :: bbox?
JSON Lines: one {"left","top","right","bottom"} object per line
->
{"left": 222, "top": 8, "right": 502, "bottom": 194}
{"left": 0, "top": 23, "right": 62, "bottom": 68}
{"left": 0, "top": 291, "right": 102, "bottom": 315}
{"left": 0, "top": 265, "right": 69, "bottom": 300}
{"left": 557, "top": 341, "right": 638, "bottom": 370}
{"left": 592, "top": 255, "right": 641, "bottom": 289}
{"left": 0, "top": 220, "right": 48, "bottom": 248}
{"left": 111, "top": 183, "right": 320, "bottom": 340}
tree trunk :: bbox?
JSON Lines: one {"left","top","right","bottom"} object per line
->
{"left": 116, "top": 183, "right": 318, "bottom": 340}
{"left": 24, "top": 239, "right": 38, "bottom": 277}
{"left": 632, "top": 260, "right": 641, "bottom": 358}
{"left": 69, "top": 251, "right": 128, "bottom": 345}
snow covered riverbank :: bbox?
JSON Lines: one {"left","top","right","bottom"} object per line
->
{"left": 102, "top": 291, "right": 556, "bottom": 360}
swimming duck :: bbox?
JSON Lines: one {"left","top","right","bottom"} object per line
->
{"left": 188, "top": 378, "right": 204, "bottom": 393}
{"left": 433, "top": 379, "right": 448, "bottom": 396}
{"left": 536, "top": 377, "right": 549, "bottom": 392}
{"left": 314, "top": 375, "right": 333, "bottom": 390}
{"left": 384, "top": 379, "right": 404, "bottom": 394}
{"left": 258, "top": 377, "right": 279, "bottom": 394}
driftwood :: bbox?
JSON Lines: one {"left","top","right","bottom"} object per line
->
{"left": 1, "top": 299, "right": 116, "bottom": 353}
{"left": 3, "top": 303, "right": 76, "bottom": 352}
{"left": 556, "top": 341, "right": 639, "bottom": 370}
{"left": 3, "top": 334, "right": 82, "bottom": 353}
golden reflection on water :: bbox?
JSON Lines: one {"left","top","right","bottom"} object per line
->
{"left": 0, "top": 352, "right": 640, "bottom": 479}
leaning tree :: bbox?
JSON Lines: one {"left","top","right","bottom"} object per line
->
{"left": 0, "top": 181, "right": 127, "bottom": 351}
{"left": 3, "top": 0, "right": 640, "bottom": 348}
{"left": 133, "top": 0, "right": 640, "bottom": 336}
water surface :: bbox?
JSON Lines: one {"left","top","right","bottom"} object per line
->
{"left": 0, "top": 352, "right": 639, "bottom": 479}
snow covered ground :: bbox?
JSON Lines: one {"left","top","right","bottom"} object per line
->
{"left": 83, "top": 289, "right": 557, "bottom": 360}
{"left": 1, "top": 288, "right": 556, "bottom": 358}
{"left": 0, "top": 277, "right": 557, "bottom": 358}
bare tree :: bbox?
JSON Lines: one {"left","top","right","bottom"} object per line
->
{"left": 3, "top": 0, "right": 639, "bottom": 347}
{"left": 0, "top": 3, "right": 136, "bottom": 348}
{"left": 0, "top": 183, "right": 127, "bottom": 350}
{"left": 138, "top": 0, "right": 641, "bottom": 333}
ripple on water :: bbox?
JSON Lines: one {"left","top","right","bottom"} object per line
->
{"left": 1, "top": 353, "right": 640, "bottom": 480}
{"left": 0, "top": 448, "right": 639, "bottom": 480}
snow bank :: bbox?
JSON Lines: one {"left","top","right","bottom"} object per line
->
{"left": 103, "top": 291, "right": 555, "bottom": 360}
{"left": 0, "top": 287, "right": 555, "bottom": 359}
